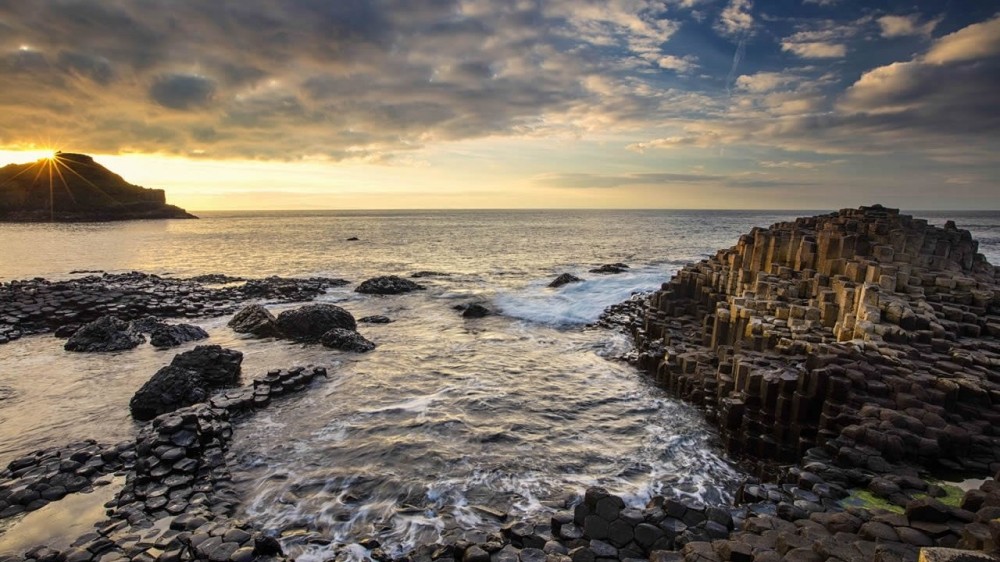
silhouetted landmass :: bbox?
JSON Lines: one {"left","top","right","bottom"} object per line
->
{"left": 0, "top": 152, "right": 196, "bottom": 221}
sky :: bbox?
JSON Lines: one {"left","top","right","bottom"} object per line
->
{"left": 0, "top": 0, "right": 998, "bottom": 210}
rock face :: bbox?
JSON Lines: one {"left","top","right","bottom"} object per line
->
{"left": 355, "top": 275, "right": 425, "bottom": 295}
{"left": 228, "top": 304, "right": 281, "bottom": 337}
{"left": 129, "top": 346, "right": 243, "bottom": 420}
{"left": 320, "top": 328, "right": 376, "bottom": 352}
{"left": 549, "top": 273, "right": 583, "bottom": 288}
{"left": 149, "top": 323, "right": 209, "bottom": 348}
{"left": 64, "top": 315, "right": 145, "bottom": 352}
{"left": 623, "top": 205, "right": 1000, "bottom": 471}
{"left": 0, "top": 152, "right": 196, "bottom": 222}
{"left": 275, "top": 303, "right": 357, "bottom": 341}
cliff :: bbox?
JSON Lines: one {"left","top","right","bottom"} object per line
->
{"left": 0, "top": 152, "right": 196, "bottom": 221}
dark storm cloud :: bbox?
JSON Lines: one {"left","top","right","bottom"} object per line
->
{"left": 150, "top": 74, "right": 217, "bottom": 110}
{"left": 57, "top": 51, "right": 114, "bottom": 84}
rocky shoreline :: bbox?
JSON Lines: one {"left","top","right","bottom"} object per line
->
{"left": 1, "top": 206, "right": 999, "bottom": 562}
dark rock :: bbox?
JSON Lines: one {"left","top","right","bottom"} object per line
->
{"left": 549, "top": 274, "right": 583, "bottom": 288}
{"left": 275, "top": 303, "right": 357, "bottom": 341}
{"left": 461, "top": 303, "right": 492, "bottom": 318}
{"left": 227, "top": 304, "right": 280, "bottom": 338}
{"left": 320, "top": 328, "right": 376, "bottom": 353}
{"left": 130, "top": 346, "right": 242, "bottom": 420}
{"left": 359, "top": 315, "right": 393, "bottom": 324}
{"left": 906, "top": 498, "right": 952, "bottom": 523}
{"left": 355, "top": 275, "right": 425, "bottom": 295}
{"left": 64, "top": 315, "right": 145, "bottom": 352}
{"left": 346, "top": 237, "right": 360, "bottom": 241}
{"left": 150, "top": 324, "right": 209, "bottom": 348}
{"left": 169, "top": 345, "right": 243, "bottom": 386}
{"left": 589, "top": 263, "right": 629, "bottom": 274}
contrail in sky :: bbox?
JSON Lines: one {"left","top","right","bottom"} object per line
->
{"left": 725, "top": 33, "right": 748, "bottom": 96}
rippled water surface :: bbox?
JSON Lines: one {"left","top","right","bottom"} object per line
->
{"left": 1, "top": 209, "right": 998, "bottom": 557}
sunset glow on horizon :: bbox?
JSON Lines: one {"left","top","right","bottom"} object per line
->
{"left": 1, "top": 2, "right": 998, "bottom": 211}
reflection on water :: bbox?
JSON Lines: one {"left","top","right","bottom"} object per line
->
{"left": 0, "top": 476, "right": 124, "bottom": 555}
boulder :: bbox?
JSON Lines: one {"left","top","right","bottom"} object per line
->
{"left": 320, "top": 328, "right": 376, "bottom": 353}
{"left": 549, "top": 273, "right": 583, "bottom": 288}
{"left": 64, "top": 315, "right": 145, "bottom": 352}
{"left": 129, "top": 366, "right": 213, "bottom": 421}
{"left": 169, "top": 345, "right": 243, "bottom": 386}
{"left": 129, "top": 346, "right": 243, "bottom": 420}
{"left": 150, "top": 324, "right": 209, "bottom": 348}
{"left": 275, "top": 304, "right": 357, "bottom": 341}
{"left": 355, "top": 275, "right": 425, "bottom": 295}
{"left": 228, "top": 304, "right": 281, "bottom": 337}
{"left": 589, "top": 263, "right": 629, "bottom": 274}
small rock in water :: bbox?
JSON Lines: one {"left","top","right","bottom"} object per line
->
{"left": 588, "top": 263, "right": 629, "bottom": 274}
{"left": 64, "top": 315, "right": 146, "bottom": 352}
{"left": 359, "top": 315, "right": 393, "bottom": 324}
{"left": 228, "top": 304, "right": 281, "bottom": 338}
{"left": 549, "top": 273, "right": 583, "bottom": 288}
{"left": 355, "top": 275, "right": 425, "bottom": 295}
{"left": 275, "top": 303, "right": 357, "bottom": 341}
{"left": 150, "top": 323, "right": 209, "bottom": 348}
{"left": 461, "top": 303, "right": 492, "bottom": 318}
{"left": 320, "top": 328, "right": 376, "bottom": 353}
{"left": 346, "top": 236, "right": 360, "bottom": 241}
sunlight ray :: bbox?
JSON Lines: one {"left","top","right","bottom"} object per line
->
{"left": 53, "top": 156, "right": 121, "bottom": 205}
{"left": 49, "top": 158, "right": 79, "bottom": 206}
{"left": 0, "top": 160, "right": 42, "bottom": 189}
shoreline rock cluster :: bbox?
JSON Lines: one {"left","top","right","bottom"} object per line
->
{"left": 0, "top": 273, "right": 349, "bottom": 345}
{"left": 228, "top": 303, "right": 376, "bottom": 352}
{"left": 0, "top": 365, "right": 328, "bottom": 562}
{"left": 597, "top": 205, "right": 1000, "bottom": 561}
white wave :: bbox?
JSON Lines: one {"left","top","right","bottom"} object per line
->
{"left": 494, "top": 266, "right": 672, "bottom": 326}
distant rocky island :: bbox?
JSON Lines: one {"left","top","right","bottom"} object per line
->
{"left": 0, "top": 152, "right": 195, "bottom": 222}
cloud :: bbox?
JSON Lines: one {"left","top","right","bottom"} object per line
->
{"left": 802, "top": 0, "right": 839, "bottom": 5}
{"left": 150, "top": 74, "right": 217, "bottom": 110}
{"left": 735, "top": 71, "right": 795, "bottom": 93}
{"left": 716, "top": 0, "right": 754, "bottom": 38}
{"left": 924, "top": 15, "right": 1000, "bottom": 64}
{"left": 780, "top": 41, "right": 846, "bottom": 58}
{"left": 877, "top": 14, "right": 941, "bottom": 38}
{"left": 658, "top": 55, "right": 699, "bottom": 73}
{"left": 0, "top": 0, "right": 688, "bottom": 160}
{"left": 534, "top": 171, "right": 813, "bottom": 189}
{"left": 630, "top": 15, "right": 1000, "bottom": 162}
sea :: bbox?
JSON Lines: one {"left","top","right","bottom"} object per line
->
{"left": 0, "top": 209, "right": 998, "bottom": 559}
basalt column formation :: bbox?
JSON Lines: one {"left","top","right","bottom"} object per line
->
{"left": 632, "top": 205, "right": 1000, "bottom": 474}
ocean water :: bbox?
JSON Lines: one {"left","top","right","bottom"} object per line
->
{"left": 0, "top": 209, "right": 997, "bottom": 557}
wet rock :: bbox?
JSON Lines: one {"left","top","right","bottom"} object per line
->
{"left": 359, "top": 315, "right": 393, "bottom": 324}
{"left": 169, "top": 346, "right": 243, "bottom": 386}
{"left": 320, "top": 328, "right": 376, "bottom": 353}
{"left": 149, "top": 323, "right": 209, "bottom": 348}
{"left": 227, "top": 304, "right": 280, "bottom": 338}
{"left": 549, "top": 274, "right": 583, "bottom": 288}
{"left": 129, "top": 346, "right": 243, "bottom": 420}
{"left": 589, "top": 263, "right": 629, "bottom": 274}
{"left": 64, "top": 315, "right": 145, "bottom": 352}
{"left": 461, "top": 303, "right": 492, "bottom": 318}
{"left": 355, "top": 275, "right": 425, "bottom": 295}
{"left": 275, "top": 303, "right": 357, "bottom": 341}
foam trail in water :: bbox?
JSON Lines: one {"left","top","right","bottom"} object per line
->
{"left": 494, "top": 266, "right": 672, "bottom": 326}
